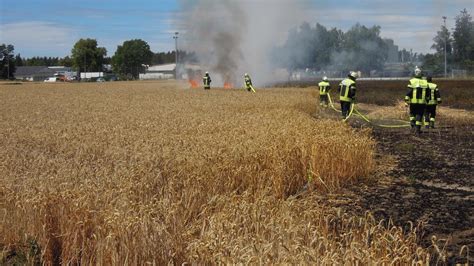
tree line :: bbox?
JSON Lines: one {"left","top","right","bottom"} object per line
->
{"left": 423, "top": 8, "right": 474, "bottom": 75}
{"left": 273, "top": 8, "right": 474, "bottom": 76}
{"left": 1, "top": 8, "right": 473, "bottom": 79}
{"left": 0, "top": 41, "right": 184, "bottom": 80}
{"left": 272, "top": 22, "right": 393, "bottom": 74}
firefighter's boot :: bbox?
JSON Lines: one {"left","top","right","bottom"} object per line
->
{"left": 415, "top": 125, "right": 421, "bottom": 135}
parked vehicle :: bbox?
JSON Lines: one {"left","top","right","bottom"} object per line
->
{"left": 44, "top": 77, "right": 60, "bottom": 82}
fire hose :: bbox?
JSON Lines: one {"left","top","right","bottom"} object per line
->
{"left": 327, "top": 94, "right": 411, "bottom": 128}
{"left": 248, "top": 85, "right": 256, "bottom": 93}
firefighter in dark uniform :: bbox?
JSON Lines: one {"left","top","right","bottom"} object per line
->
{"left": 318, "top": 76, "right": 331, "bottom": 108}
{"left": 203, "top": 71, "right": 211, "bottom": 90}
{"left": 424, "top": 76, "right": 442, "bottom": 128}
{"left": 338, "top": 71, "right": 358, "bottom": 119}
{"left": 405, "top": 67, "right": 429, "bottom": 134}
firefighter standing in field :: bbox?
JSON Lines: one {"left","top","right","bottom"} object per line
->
{"left": 338, "top": 71, "right": 358, "bottom": 120}
{"left": 244, "top": 73, "right": 256, "bottom": 92}
{"left": 424, "top": 76, "right": 442, "bottom": 128}
{"left": 318, "top": 76, "right": 331, "bottom": 108}
{"left": 405, "top": 67, "right": 429, "bottom": 134}
{"left": 203, "top": 71, "right": 211, "bottom": 90}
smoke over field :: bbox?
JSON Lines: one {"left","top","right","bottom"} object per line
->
{"left": 179, "top": 0, "right": 310, "bottom": 85}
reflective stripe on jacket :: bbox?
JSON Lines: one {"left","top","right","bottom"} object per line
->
{"left": 318, "top": 81, "right": 330, "bottom": 95}
{"left": 245, "top": 77, "right": 252, "bottom": 88}
{"left": 427, "top": 82, "right": 441, "bottom": 105}
{"left": 339, "top": 78, "right": 356, "bottom": 102}
{"left": 203, "top": 76, "right": 211, "bottom": 86}
{"left": 405, "top": 78, "right": 428, "bottom": 104}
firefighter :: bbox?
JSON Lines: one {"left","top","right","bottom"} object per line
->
{"left": 318, "top": 76, "right": 331, "bottom": 108}
{"left": 244, "top": 73, "right": 255, "bottom": 92}
{"left": 338, "top": 71, "right": 358, "bottom": 119}
{"left": 424, "top": 76, "right": 442, "bottom": 128}
{"left": 203, "top": 71, "right": 211, "bottom": 90}
{"left": 405, "top": 67, "right": 429, "bottom": 134}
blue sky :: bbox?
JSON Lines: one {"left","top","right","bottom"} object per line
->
{"left": 0, "top": 0, "right": 473, "bottom": 58}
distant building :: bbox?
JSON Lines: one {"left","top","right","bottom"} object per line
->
{"left": 80, "top": 72, "right": 105, "bottom": 79}
{"left": 15, "top": 66, "right": 74, "bottom": 81}
{"left": 139, "top": 63, "right": 176, "bottom": 80}
{"left": 139, "top": 63, "right": 202, "bottom": 80}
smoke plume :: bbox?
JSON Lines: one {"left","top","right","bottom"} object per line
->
{"left": 178, "top": 0, "right": 310, "bottom": 86}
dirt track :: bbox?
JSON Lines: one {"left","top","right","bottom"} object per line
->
{"left": 342, "top": 120, "right": 473, "bottom": 264}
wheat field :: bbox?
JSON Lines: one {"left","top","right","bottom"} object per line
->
{"left": 0, "top": 81, "right": 435, "bottom": 264}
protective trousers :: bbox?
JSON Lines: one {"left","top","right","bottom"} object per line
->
{"left": 409, "top": 104, "right": 425, "bottom": 133}
{"left": 340, "top": 101, "right": 352, "bottom": 119}
{"left": 320, "top": 95, "right": 329, "bottom": 107}
{"left": 424, "top": 105, "right": 437, "bottom": 128}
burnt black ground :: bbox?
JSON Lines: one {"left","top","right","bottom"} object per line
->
{"left": 344, "top": 122, "right": 474, "bottom": 265}
{"left": 303, "top": 79, "right": 473, "bottom": 264}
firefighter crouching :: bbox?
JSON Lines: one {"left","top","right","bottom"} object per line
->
{"left": 318, "top": 76, "right": 331, "bottom": 108}
{"left": 405, "top": 67, "right": 429, "bottom": 134}
{"left": 338, "top": 71, "right": 358, "bottom": 119}
{"left": 424, "top": 76, "right": 442, "bottom": 128}
{"left": 203, "top": 71, "right": 211, "bottom": 90}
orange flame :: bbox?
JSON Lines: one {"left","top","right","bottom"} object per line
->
{"left": 224, "top": 82, "right": 233, "bottom": 89}
{"left": 189, "top": 79, "right": 199, "bottom": 88}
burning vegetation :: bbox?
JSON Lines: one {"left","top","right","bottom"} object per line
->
{"left": 189, "top": 79, "right": 199, "bottom": 88}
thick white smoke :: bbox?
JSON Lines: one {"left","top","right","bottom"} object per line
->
{"left": 178, "top": 0, "right": 310, "bottom": 86}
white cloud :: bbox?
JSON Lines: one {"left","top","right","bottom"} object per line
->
{"left": 0, "top": 21, "right": 79, "bottom": 57}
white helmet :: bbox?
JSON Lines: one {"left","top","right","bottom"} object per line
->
{"left": 349, "top": 71, "right": 358, "bottom": 79}
{"left": 205, "top": 71, "right": 209, "bottom": 74}
{"left": 322, "top": 76, "right": 328, "bottom": 81}
{"left": 414, "top": 67, "right": 422, "bottom": 76}
{"left": 244, "top": 73, "right": 248, "bottom": 77}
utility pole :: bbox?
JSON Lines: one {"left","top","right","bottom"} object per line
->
{"left": 83, "top": 53, "right": 87, "bottom": 81}
{"left": 173, "top": 32, "right": 179, "bottom": 79}
{"left": 6, "top": 53, "right": 9, "bottom": 80}
{"left": 443, "top": 16, "right": 447, "bottom": 78}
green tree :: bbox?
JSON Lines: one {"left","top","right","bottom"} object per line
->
{"left": 0, "top": 44, "right": 16, "bottom": 79}
{"left": 152, "top": 50, "right": 190, "bottom": 65}
{"left": 452, "top": 8, "right": 474, "bottom": 70}
{"left": 71, "top": 38, "right": 107, "bottom": 72}
{"left": 422, "top": 53, "right": 443, "bottom": 74}
{"left": 432, "top": 24, "right": 453, "bottom": 55}
{"left": 112, "top": 39, "right": 153, "bottom": 79}
{"left": 275, "top": 22, "right": 388, "bottom": 74}
{"left": 59, "top": 56, "right": 73, "bottom": 67}
{"left": 337, "top": 24, "right": 388, "bottom": 73}
{"left": 23, "top": 56, "right": 60, "bottom": 66}
{"left": 15, "top": 54, "right": 24, "bottom": 67}
{"left": 422, "top": 24, "right": 453, "bottom": 75}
